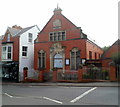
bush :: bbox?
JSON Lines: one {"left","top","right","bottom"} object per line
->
{"left": 83, "top": 73, "right": 91, "bottom": 79}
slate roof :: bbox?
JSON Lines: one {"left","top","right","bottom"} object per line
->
{"left": 8, "top": 27, "right": 21, "bottom": 36}
{"left": 8, "top": 25, "right": 36, "bottom": 37}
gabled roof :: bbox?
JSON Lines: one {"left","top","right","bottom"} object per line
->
{"left": 7, "top": 25, "right": 38, "bottom": 37}
{"left": 16, "top": 25, "right": 36, "bottom": 36}
{"left": 8, "top": 27, "right": 21, "bottom": 36}
{"left": 39, "top": 9, "right": 79, "bottom": 34}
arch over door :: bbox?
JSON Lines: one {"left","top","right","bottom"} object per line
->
{"left": 54, "top": 53, "right": 63, "bottom": 68}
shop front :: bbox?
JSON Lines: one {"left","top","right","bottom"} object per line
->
{"left": 2, "top": 61, "right": 19, "bottom": 82}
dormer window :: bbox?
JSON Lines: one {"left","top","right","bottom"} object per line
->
{"left": 7, "top": 34, "right": 10, "bottom": 42}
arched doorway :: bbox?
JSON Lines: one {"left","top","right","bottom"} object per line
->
{"left": 50, "top": 43, "right": 65, "bottom": 71}
{"left": 54, "top": 53, "right": 63, "bottom": 68}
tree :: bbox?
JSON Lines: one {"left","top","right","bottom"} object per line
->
{"left": 102, "top": 46, "right": 110, "bottom": 52}
{"left": 111, "top": 52, "right": 120, "bottom": 65}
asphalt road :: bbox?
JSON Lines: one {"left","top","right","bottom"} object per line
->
{"left": 2, "top": 85, "right": 118, "bottom": 105}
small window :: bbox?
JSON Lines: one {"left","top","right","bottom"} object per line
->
{"left": 7, "top": 34, "right": 10, "bottom": 42}
{"left": 50, "top": 33, "right": 53, "bottom": 41}
{"left": 89, "top": 51, "right": 92, "bottom": 59}
{"left": 95, "top": 52, "right": 97, "bottom": 59}
{"left": 58, "top": 32, "right": 61, "bottom": 40}
{"left": 7, "top": 46, "right": 12, "bottom": 59}
{"left": 22, "top": 46, "right": 28, "bottom": 57}
{"left": 28, "top": 33, "right": 33, "bottom": 43}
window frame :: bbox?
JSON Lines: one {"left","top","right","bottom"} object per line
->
{"left": 7, "top": 33, "right": 10, "bottom": 42}
{"left": 70, "top": 48, "right": 80, "bottom": 70}
{"left": 28, "top": 33, "right": 33, "bottom": 43}
{"left": 2, "top": 45, "right": 13, "bottom": 61}
{"left": 22, "top": 46, "right": 28, "bottom": 57}
{"left": 89, "top": 51, "right": 92, "bottom": 59}
{"left": 38, "top": 50, "right": 46, "bottom": 69}
{"left": 49, "top": 31, "right": 66, "bottom": 41}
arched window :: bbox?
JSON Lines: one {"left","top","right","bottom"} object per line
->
{"left": 70, "top": 48, "right": 81, "bottom": 70}
{"left": 54, "top": 53, "right": 63, "bottom": 68}
{"left": 38, "top": 50, "right": 46, "bottom": 69}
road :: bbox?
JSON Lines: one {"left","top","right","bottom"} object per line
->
{"left": 2, "top": 84, "right": 118, "bottom": 105}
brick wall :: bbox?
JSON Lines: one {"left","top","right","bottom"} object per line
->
{"left": 86, "top": 40, "right": 103, "bottom": 60}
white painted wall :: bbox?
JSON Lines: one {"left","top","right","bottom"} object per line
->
{"left": 19, "top": 26, "right": 40, "bottom": 81}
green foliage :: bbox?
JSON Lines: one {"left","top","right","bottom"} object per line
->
{"left": 102, "top": 70, "right": 108, "bottom": 72}
{"left": 83, "top": 73, "right": 91, "bottom": 79}
{"left": 111, "top": 52, "right": 120, "bottom": 65}
{"left": 102, "top": 46, "right": 110, "bottom": 51}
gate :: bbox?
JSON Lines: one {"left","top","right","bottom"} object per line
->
{"left": 57, "top": 70, "right": 78, "bottom": 81}
{"left": 43, "top": 70, "right": 53, "bottom": 82}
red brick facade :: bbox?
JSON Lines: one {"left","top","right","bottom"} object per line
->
{"left": 34, "top": 7, "right": 103, "bottom": 71}
{"left": 2, "top": 29, "right": 19, "bottom": 61}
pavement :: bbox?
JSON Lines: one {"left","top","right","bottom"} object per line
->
{"left": 1, "top": 81, "right": 119, "bottom": 87}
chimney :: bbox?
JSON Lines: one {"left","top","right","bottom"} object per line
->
{"left": 12, "top": 25, "right": 22, "bottom": 29}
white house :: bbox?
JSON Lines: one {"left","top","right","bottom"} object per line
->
{"left": 1, "top": 25, "right": 40, "bottom": 82}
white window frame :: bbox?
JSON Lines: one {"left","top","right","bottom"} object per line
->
{"left": 22, "top": 46, "right": 28, "bottom": 57}
{"left": 7, "top": 34, "right": 10, "bottom": 42}
{"left": 28, "top": 33, "right": 33, "bottom": 43}
{"left": 2, "top": 45, "right": 13, "bottom": 61}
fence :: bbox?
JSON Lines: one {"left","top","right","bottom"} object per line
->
{"left": 57, "top": 70, "right": 78, "bottom": 81}
{"left": 23, "top": 67, "right": 111, "bottom": 82}
{"left": 82, "top": 67, "right": 109, "bottom": 80}
{"left": 55, "top": 67, "right": 110, "bottom": 82}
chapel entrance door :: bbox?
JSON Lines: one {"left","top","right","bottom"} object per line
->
{"left": 50, "top": 42, "right": 65, "bottom": 71}
{"left": 54, "top": 53, "right": 63, "bottom": 69}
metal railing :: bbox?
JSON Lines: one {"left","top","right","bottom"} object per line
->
{"left": 57, "top": 70, "right": 78, "bottom": 81}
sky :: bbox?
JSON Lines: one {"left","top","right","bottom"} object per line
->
{"left": 0, "top": 0, "right": 118, "bottom": 48}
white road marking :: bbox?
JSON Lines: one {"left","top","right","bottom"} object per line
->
{"left": 14, "top": 96, "right": 24, "bottom": 98}
{"left": 70, "top": 87, "right": 97, "bottom": 103}
{"left": 4, "top": 93, "right": 13, "bottom": 98}
{"left": 43, "top": 97, "right": 63, "bottom": 104}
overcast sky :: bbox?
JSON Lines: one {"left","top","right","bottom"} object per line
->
{"left": 0, "top": 0, "right": 118, "bottom": 47}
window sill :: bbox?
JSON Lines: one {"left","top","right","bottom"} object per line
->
{"left": 22, "top": 56, "right": 28, "bottom": 59}
{"left": 2, "top": 59, "right": 12, "bottom": 61}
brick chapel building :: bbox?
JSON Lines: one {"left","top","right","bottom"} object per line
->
{"left": 34, "top": 6, "right": 103, "bottom": 72}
